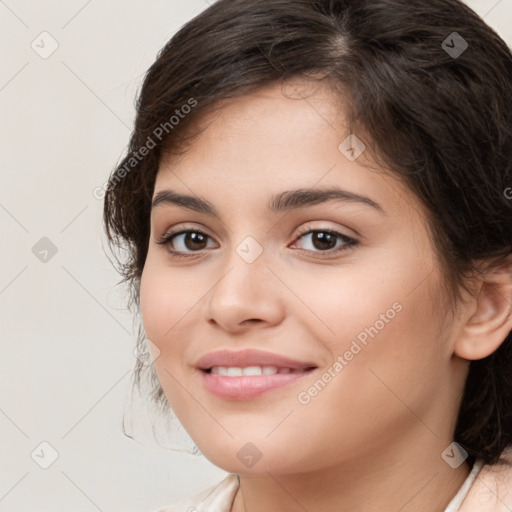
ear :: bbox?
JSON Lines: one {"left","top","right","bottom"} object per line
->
{"left": 454, "top": 255, "right": 512, "bottom": 361}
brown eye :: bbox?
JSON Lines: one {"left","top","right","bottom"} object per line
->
{"left": 156, "top": 230, "right": 217, "bottom": 254}
{"left": 292, "top": 229, "right": 358, "bottom": 254}
{"left": 180, "top": 232, "right": 209, "bottom": 250}
{"left": 310, "top": 232, "right": 338, "bottom": 250}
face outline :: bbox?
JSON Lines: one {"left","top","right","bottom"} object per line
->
{"left": 139, "top": 79, "right": 468, "bottom": 477}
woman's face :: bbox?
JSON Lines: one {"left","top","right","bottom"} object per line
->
{"left": 140, "top": 80, "right": 466, "bottom": 474}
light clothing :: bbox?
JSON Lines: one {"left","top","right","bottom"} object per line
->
{"left": 155, "top": 448, "right": 512, "bottom": 511}
{"left": 155, "top": 474, "right": 239, "bottom": 512}
{"left": 444, "top": 459, "right": 484, "bottom": 511}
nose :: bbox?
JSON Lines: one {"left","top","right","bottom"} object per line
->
{"left": 205, "top": 248, "right": 285, "bottom": 333}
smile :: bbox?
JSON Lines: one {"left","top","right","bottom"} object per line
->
{"left": 209, "top": 365, "right": 309, "bottom": 376}
{"left": 199, "top": 366, "right": 316, "bottom": 400}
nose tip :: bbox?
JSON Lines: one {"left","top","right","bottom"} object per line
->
{"left": 205, "top": 260, "right": 285, "bottom": 333}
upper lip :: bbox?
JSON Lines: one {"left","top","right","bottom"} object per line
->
{"left": 195, "top": 349, "right": 317, "bottom": 370}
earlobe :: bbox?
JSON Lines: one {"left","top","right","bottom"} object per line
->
{"left": 454, "top": 256, "right": 512, "bottom": 361}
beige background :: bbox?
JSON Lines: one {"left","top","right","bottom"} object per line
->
{"left": 1, "top": 1, "right": 511, "bottom": 510}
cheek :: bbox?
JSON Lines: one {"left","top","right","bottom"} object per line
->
{"left": 139, "top": 259, "right": 199, "bottom": 346}
{"left": 279, "top": 278, "right": 446, "bottom": 465}
{"left": 139, "top": 262, "right": 194, "bottom": 407}
{"left": 307, "top": 264, "right": 444, "bottom": 407}
{"left": 298, "top": 255, "right": 428, "bottom": 352}
{"left": 305, "top": 249, "right": 445, "bottom": 402}
{"left": 139, "top": 265, "right": 169, "bottom": 343}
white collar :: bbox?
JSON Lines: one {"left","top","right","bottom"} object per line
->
{"left": 444, "top": 459, "right": 485, "bottom": 511}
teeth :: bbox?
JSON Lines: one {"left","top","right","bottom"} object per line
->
{"left": 209, "top": 366, "right": 301, "bottom": 376}
{"left": 243, "top": 366, "right": 264, "bottom": 376}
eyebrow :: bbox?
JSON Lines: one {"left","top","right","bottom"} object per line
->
{"left": 151, "top": 187, "right": 386, "bottom": 215}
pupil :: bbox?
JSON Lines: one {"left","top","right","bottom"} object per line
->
{"left": 186, "top": 232, "right": 207, "bottom": 250}
{"left": 313, "top": 232, "right": 336, "bottom": 250}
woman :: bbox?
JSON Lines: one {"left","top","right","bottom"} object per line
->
{"left": 103, "top": 0, "right": 512, "bottom": 510}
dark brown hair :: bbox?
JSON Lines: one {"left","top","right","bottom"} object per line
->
{"left": 103, "top": 0, "right": 512, "bottom": 465}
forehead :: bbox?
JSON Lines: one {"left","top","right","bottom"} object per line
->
{"left": 158, "top": 79, "right": 346, "bottom": 170}
{"left": 153, "top": 80, "right": 427, "bottom": 224}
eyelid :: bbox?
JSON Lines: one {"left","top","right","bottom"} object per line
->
{"left": 155, "top": 222, "right": 353, "bottom": 243}
{"left": 155, "top": 221, "right": 359, "bottom": 260}
{"left": 156, "top": 222, "right": 215, "bottom": 241}
{"left": 290, "top": 224, "right": 358, "bottom": 252}
{"left": 156, "top": 224, "right": 218, "bottom": 247}
{"left": 294, "top": 222, "right": 351, "bottom": 238}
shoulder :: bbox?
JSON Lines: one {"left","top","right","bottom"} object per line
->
{"left": 153, "top": 473, "right": 239, "bottom": 512}
{"left": 460, "top": 447, "right": 512, "bottom": 511}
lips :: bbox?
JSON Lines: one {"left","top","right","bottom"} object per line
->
{"left": 195, "top": 349, "right": 318, "bottom": 400}
{"left": 195, "top": 348, "right": 317, "bottom": 372}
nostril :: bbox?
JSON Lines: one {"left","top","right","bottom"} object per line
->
{"left": 241, "top": 319, "right": 262, "bottom": 325}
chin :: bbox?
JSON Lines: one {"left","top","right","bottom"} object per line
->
{"left": 198, "top": 439, "right": 301, "bottom": 475}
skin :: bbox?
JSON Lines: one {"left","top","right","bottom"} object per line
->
{"left": 139, "top": 80, "right": 512, "bottom": 512}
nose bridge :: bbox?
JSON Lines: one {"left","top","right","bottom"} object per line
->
{"left": 234, "top": 234, "right": 265, "bottom": 267}
{"left": 215, "top": 234, "right": 271, "bottom": 299}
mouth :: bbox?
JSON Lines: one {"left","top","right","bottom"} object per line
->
{"left": 195, "top": 349, "right": 318, "bottom": 400}
{"left": 203, "top": 365, "right": 316, "bottom": 376}
{"left": 195, "top": 348, "right": 317, "bottom": 372}
{"left": 199, "top": 366, "right": 317, "bottom": 400}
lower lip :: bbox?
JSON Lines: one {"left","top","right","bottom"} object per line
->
{"left": 199, "top": 369, "right": 315, "bottom": 400}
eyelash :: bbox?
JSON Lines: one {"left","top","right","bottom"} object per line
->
{"left": 155, "top": 225, "right": 358, "bottom": 259}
